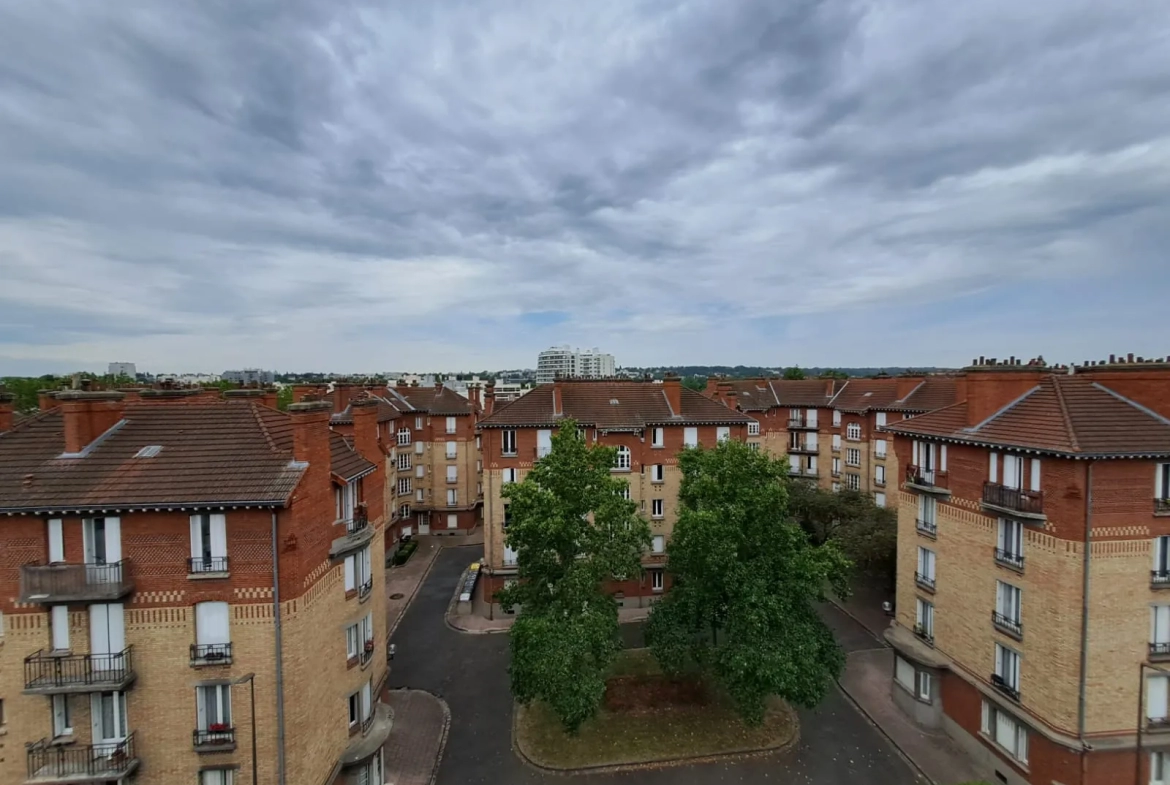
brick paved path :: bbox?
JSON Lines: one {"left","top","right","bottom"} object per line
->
{"left": 382, "top": 689, "right": 450, "bottom": 785}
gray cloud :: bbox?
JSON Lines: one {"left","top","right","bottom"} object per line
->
{"left": 1, "top": 0, "right": 1168, "bottom": 373}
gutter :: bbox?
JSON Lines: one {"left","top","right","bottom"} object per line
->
{"left": 1078, "top": 461, "right": 1094, "bottom": 780}
{"left": 272, "top": 510, "right": 288, "bottom": 785}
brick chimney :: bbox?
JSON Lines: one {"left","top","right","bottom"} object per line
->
{"left": 0, "top": 389, "right": 14, "bottom": 433}
{"left": 288, "top": 400, "right": 332, "bottom": 466}
{"left": 333, "top": 383, "right": 358, "bottom": 413}
{"left": 1072, "top": 357, "right": 1170, "bottom": 418}
{"left": 38, "top": 390, "right": 59, "bottom": 412}
{"left": 704, "top": 376, "right": 722, "bottom": 398}
{"left": 468, "top": 385, "right": 482, "bottom": 409}
{"left": 484, "top": 382, "right": 496, "bottom": 416}
{"left": 552, "top": 380, "right": 563, "bottom": 417}
{"left": 351, "top": 395, "right": 381, "bottom": 462}
{"left": 57, "top": 390, "right": 126, "bottom": 455}
{"left": 663, "top": 373, "right": 682, "bottom": 415}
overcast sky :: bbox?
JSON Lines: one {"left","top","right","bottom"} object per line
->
{"left": 2, "top": 1, "right": 1168, "bottom": 375}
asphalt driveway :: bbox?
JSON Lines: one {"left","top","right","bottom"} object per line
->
{"left": 386, "top": 547, "right": 921, "bottom": 785}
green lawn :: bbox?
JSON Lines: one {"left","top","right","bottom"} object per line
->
{"left": 514, "top": 649, "right": 798, "bottom": 771}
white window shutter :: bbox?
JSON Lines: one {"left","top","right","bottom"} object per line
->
{"left": 196, "top": 602, "right": 230, "bottom": 645}
{"left": 940, "top": 445, "right": 948, "bottom": 472}
{"left": 210, "top": 514, "right": 228, "bottom": 558}
{"left": 104, "top": 517, "right": 122, "bottom": 563}
{"left": 48, "top": 518, "right": 64, "bottom": 562}
{"left": 51, "top": 604, "right": 70, "bottom": 650}
{"left": 447, "top": 466, "right": 457, "bottom": 482}
{"left": 789, "top": 455, "right": 800, "bottom": 472}
{"left": 913, "top": 440, "right": 921, "bottom": 465}
{"left": 1150, "top": 677, "right": 1169, "bottom": 719}
{"left": 990, "top": 452, "right": 999, "bottom": 483}
{"left": 805, "top": 431, "right": 817, "bottom": 449}
{"left": 344, "top": 556, "right": 355, "bottom": 591}
{"left": 1027, "top": 458, "right": 1040, "bottom": 492}
{"left": 190, "top": 515, "right": 203, "bottom": 560}
{"left": 807, "top": 409, "right": 817, "bottom": 427}
{"left": 1158, "top": 465, "right": 1166, "bottom": 499}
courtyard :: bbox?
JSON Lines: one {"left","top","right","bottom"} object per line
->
{"left": 385, "top": 546, "right": 924, "bottom": 785}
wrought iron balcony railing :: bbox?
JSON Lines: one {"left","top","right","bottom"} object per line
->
{"left": 24, "top": 647, "right": 134, "bottom": 693}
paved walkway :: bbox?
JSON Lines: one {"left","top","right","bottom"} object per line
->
{"left": 447, "top": 589, "right": 653, "bottom": 634}
{"left": 382, "top": 689, "right": 451, "bottom": 785}
{"left": 389, "top": 547, "right": 921, "bottom": 784}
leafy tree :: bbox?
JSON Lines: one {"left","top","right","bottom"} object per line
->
{"left": 782, "top": 366, "right": 806, "bottom": 380}
{"left": 645, "top": 440, "right": 850, "bottom": 724}
{"left": 785, "top": 481, "right": 897, "bottom": 585}
{"left": 500, "top": 420, "right": 651, "bottom": 732}
{"left": 680, "top": 375, "right": 707, "bottom": 392}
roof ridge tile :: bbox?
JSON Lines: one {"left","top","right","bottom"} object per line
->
{"left": 963, "top": 386, "right": 1041, "bottom": 433}
{"left": 1050, "top": 376, "right": 1080, "bottom": 452}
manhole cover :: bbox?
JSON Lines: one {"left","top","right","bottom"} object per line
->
{"left": 390, "top": 593, "right": 405, "bottom": 600}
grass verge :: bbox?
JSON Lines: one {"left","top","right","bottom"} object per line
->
{"left": 514, "top": 648, "right": 798, "bottom": 772}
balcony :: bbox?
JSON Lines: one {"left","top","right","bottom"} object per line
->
{"left": 358, "top": 576, "right": 373, "bottom": 601}
{"left": 1156, "top": 498, "right": 1170, "bottom": 516}
{"left": 914, "top": 572, "right": 936, "bottom": 593}
{"left": 916, "top": 519, "right": 937, "bottom": 538}
{"left": 190, "top": 643, "right": 232, "bottom": 667}
{"left": 874, "top": 451, "right": 887, "bottom": 461}
{"left": 1154, "top": 570, "right": 1170, "bottom": 589}
{"left": 787, "top": 418, "right": 817, "bottom": 430}
{"left": 982, "top": 482, "right": 1045, "bottom": 521}
{"left": 913, "top": 624, "right": 934, "bottom": 646}
{"left": 992, "top": 612, "right": 1023, "bottom": 640}
{"left": 26, "top": 733, "right": 138, "bottom": 783}
{"left": 995, "top": 549, "right": 1025, "bottom": 572}
{"left": 905, "top": 466, "right": 950, "bottom": 497}
{"left": 1151, "top": 642, "right": 1170, "bottom": 662}
{"left": 187, "top": 556, "right": 229, "bottom": 576}
{"left": 20, "top": 560, "right": 134, "bottom": 604}
{"left": 787, "top": 444, "right": 820, "bottom": 455}
{"left": 24, "top": 647, "right": 135, "bottom": 694}
{"left": 193, "top": 726, "right": 237, "bottom": 753}
{"left": 330, "top": 506, "right": 374, "bottom": 560}
{"left": 361, "top": 639, "right": 376, "bottom": 667}
{"left": 990, "top": 673, "right": 1020, "bottom": 702}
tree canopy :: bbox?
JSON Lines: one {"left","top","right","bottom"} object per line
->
{"left": 782, "top": 366, "right": 806, "bottom": 380}
{"left": 645, "top": 440, "right": 850, "bottom": 724}
{"left": 500, "top": 420, "right": 651, "bottom": 732}
{"left": 785, "top": 481, "right": 897, "bottom": 580}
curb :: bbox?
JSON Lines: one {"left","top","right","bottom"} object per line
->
{"left": 428, "top": 693, "right": 452, "bottom": 785}
{"left": 442, "top": 566, "right": 513, "bottom": 635}
{"left": 833, "top": 668, "right": 934, "bottom": 785}
{"left": 386, "top": 541, "right": 443, "bottom": 642}
{"left": 827, "top": 595, "right": 891, "bottom": 642}
{"left": 511, "top": 700, "right": 801, "bottom": 776}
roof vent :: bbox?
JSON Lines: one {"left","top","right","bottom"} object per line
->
{"left": 864, "top": 392, "right": 873, "bottom": 397}
{"left": 135, "top": 445, "right": 163, "bottom": 458}
{"left": 610, "top": 398, "right": 620, "bottom": 405}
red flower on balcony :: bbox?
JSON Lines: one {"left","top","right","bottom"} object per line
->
{"left": 364, "top": 640, "right": 375, "bottom": 653}
{"left": 208, "top": 722, "right": 230, "bottom": 732}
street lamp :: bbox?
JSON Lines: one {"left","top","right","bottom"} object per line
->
{"left": 233, "top": 673, "right": 258, "bottom": 785}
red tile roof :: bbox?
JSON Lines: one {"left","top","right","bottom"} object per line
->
{"left": 721, "top": 379, "right": 840, "bottom": 410}
{"left": 887, "top": 377, "right": 960, "bottom": 413}
{"left": 0, "top": 402, "right": 308, "bottom": 513}
{"left": 479, "top": 380, "right": 752, "bottom": 429}
{"left": 830, "top": 379, "right": 902, "bottom": 412}
{"left": 884, "top": 375, "right": 1170, "bottom": 457}
{"left": 392, "top": 387, "right": 474, "bottom": 417}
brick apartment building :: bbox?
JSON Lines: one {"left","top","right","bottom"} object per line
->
{"left": 0, "top": 387, "right": 391, "bottom": 785}
{"left": 706, "top": 376, "right": 959, "bottom": 507}
{"left": 882, "top": 356, "right": 1170, "bottom": 785}
{"left": 384, "top": 384, "right": 482, "bottom": 537}
{"left": 476, "top": 376, "right": 753, "bottom": 614}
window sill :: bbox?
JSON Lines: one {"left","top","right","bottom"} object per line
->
{"left": 501, "top": 452, "right": 518, "bottom": 458}
{"left": 347, "top": 655, "right": 359, "bottom": 670}
{"left": 651, "top": 445, "right": 665, "bottom": 449}
{"left": 874, "top": 454, "right": 887, "bottom": 461}
{"left": 979, "top": 731, "right": 1030, "bottom": 774}
{"left": 651, "top": 480, "right": 665, "bottom": 485}
{"left": 187, "top": 571, "right": 230, "bottom": 581}
{"left": 611, "top": 468, "right": 632, "bottom": 473}
{"left": 345, "top": 589, "right": 357, "bottom": 600}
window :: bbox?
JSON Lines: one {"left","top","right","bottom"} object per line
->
{"left": 503, "top": 468, "right": 518, "bottom": 484}
{"left": 446, "top": 416, "right": 457, "bottom": 434}
{"left": 683, "top": 427, "right": 698, "bottom": 448}
{"left": 348, "top": 683, "right": 372, "bottom": 731}
{"left": 399, "top": 503, "right": 411, "bottom": 518}
{"left": 1159, "top": 464, "right": 1170, "bottom": 514}
{"left": 846, "top": 423, "right": 861, "bottom": 440}
{"left": 650, "top": 570, "right": 664, "bottom": 592}
{"left": 716, "top": 426, "right": 730, "bottom": 442}
{"left": 998, "top": 518, "right": 1025, "bottom": 568}
{"left": 875, "top": 465, "right": 886, "bottom": 486}
{"left": 415, "top": 440, "right": 424, "bottom": 455}
{"left": 195, "top": 601, "right": 231, "bottom": 662}
{"left": 651, "top": 427, "right": 664, "bottom": 448}
{"left": 502, "top": 430, "right": 517, "bottom": 456}
{"left": 196, "top": 684, "right": 232, "bottom": 731}
{"left": 397, "top": 428, "right": 411, "bottom": 446}
{"left": 52, "top": 694, "right": 72, "bottom": 737}
{"left": 652, "top": 499, "right": 664, "bottom": 519}
{"left": 619, "top": 485, "right": 631, "bottom": 501}
{"left": 1153, "top": 751, "right": 1167, "bottom": 785}
{"left": 832, "top": 482, "right": 841, "bottom": 492}
{"left": 537, "top": 429, "right": 552, "bottom": 458}
{"left": 920, "top": 495, "right": 937, "bottom": 525}
{"left": 447, "top": 513, "right": 458, "bottom": 529}
{"left": 748, "top": 421, "right": 760, "bottom": 436}
{"left": 345, "top": 547, "right": 372, "bottom": 596}
{"left": 446, "top": 441, "right": 457, "bottom": 459}
{"left": 415, "top": 416, "right": 424, "bottom": 430}
{"left": 51, "top": 604, "right": 69, "bottom": 650}
{"left": 651, "top": 464, "right": 664, "bottom": 483}
{"left": 612, "top": 445, "right": 632, "bottom": 470}
{"left": 995, "top": 643, "right": 1021, "bottom": 695}
{"left": 982, "top": 701, "right": 1028, "bottom": 763}
{"left": 789, "top": 431, "right": 802, "bottom": 451}
{"left": 346, "top": 621, "right": 362, "bottom": 661}
{"left": 415, "top": 464, "right": 425, "bottom": 478}
{"left": 189, "top": 513, "right": 228, "bottom": 573}
{"left": 652, "top": 535, "right": 665, "bottom": 554}
{"left": 1151, "top": 676, "right": 1170, "bottom": 724}
{"left": 832, "top": 457, "right": 841, "bottom": 477}
{"left": 895, "top": 655, "right": 932, "bottom": 702}
{"left": 846, "top": 473, "right": 860, "bottom": 491}
{"left": 876, "top": 412, "right": 887, "bottom": 427}
{"left": 201, "top": 770, "right": 235, "bottom": 785}
{"left": 875, "top": 492, "right": 886, "bottom": 508}
{"left": 415, "top": 488, "right": 423, "bottom": 502}
{"left": 916, "top": 547, "right": 935, "bottom": 590}
{"left": 875, "top": 439, "right": 887, "bottom": 458}
{"left": 832, "top": 434, "right": 841, "bottom": 451}
{"left": 1153, "top": 607, "right": 1170, "bottom": 656}
{"left": 833, "top": 410, "right": 842, "bottom": 427}
{"left": 915, "top": 598, "right": 934, "bottom": 642}
{"left": 447, "top": 489, "right": 457, "bottom": 507}
{"left": 396, "top": 453, "right": 412, "bottom": 472}
{"left": 447, "top": 465, "right": 458, "bottom": 483}
{"left": 397, "top": 478, "right": 412, "bottom": 496}
{"left": 846, "top": 448, "right": 860, "bottom": 467}
{"left": 996, "top": 582, "right": 1022, "bottom": 636}
{"left": 748, "top": 442, "right": 760, "bottom": 451}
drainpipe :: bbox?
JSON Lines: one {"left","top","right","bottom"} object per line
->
{"left": 1078, "top": 460, "right": 1094, "bottom": 784}
{"left": 272, "top": 510, "right": 288, "bottom": 785}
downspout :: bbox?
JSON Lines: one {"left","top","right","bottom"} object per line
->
{"left": 1077, "top": 460, "right": 1093, "bottom": 784}
{"left": 272, "top": 509, "right": 288, "bottom": 785}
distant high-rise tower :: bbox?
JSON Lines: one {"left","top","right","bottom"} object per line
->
{"left": 536, "top": 346, "right": 615, "bottom": 384}
{"left": 107, "top": 361, "right": 136, "bottom": 378}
